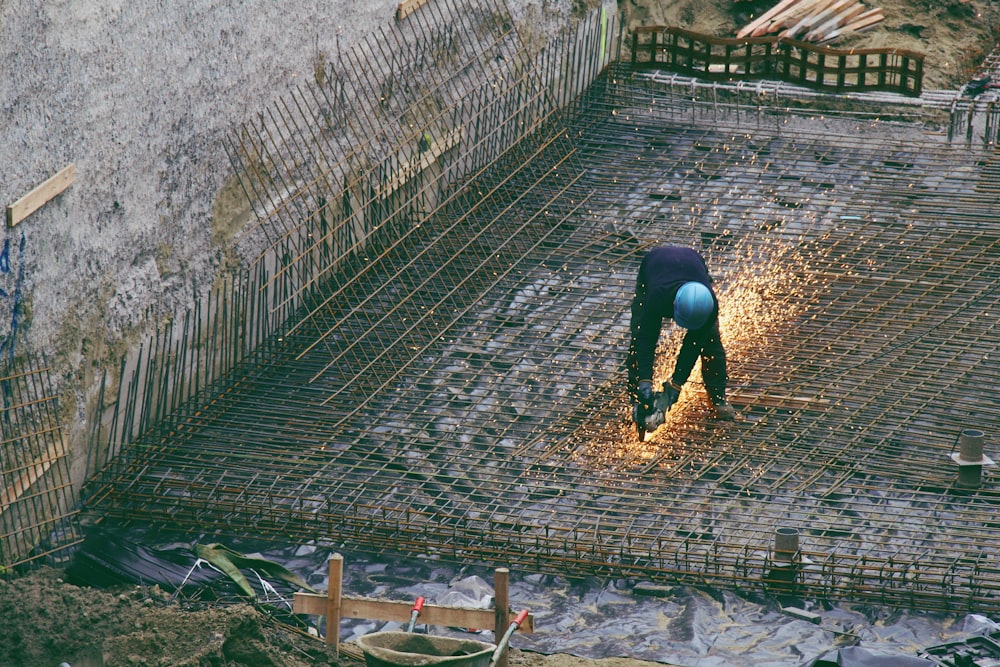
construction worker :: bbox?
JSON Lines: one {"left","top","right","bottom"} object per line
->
{"left": 627, "top": 245, "right": 736, "bottom": 425}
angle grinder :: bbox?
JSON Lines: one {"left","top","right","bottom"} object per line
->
{"left": 632, "top": 388, "right": 677, "bottom": 439}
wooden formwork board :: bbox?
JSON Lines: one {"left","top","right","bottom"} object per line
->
{"left": 294, "top": 554, "right": 534, "bottom": 666}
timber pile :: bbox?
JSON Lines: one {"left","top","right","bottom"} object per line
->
{"left": 736, "top": 0, "right": 885, "bottom": 44}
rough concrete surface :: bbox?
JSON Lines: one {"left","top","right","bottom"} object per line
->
{"left": 0, "top": 0, "right": 585, "bottom": 486}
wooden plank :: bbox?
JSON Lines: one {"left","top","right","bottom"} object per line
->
{"left": 376, "top": 126, "right": 464, "bottom": 198}
{"left": 805, "top": 2, "right": 867, "bottom": 42}
{"left": 294, "top": 593, "right": 536, "bottom": 632}
{"left": 820, "top": 8, "right": 883, "bottom": 42}
{"left": 778, "top": 0, "right": 843, "bottom": 39}
{"left": 782, "top": 0, "right": 830, "bottom": 21}
{"left": 842, "top": 8, "right": 884, "bottom": 32}
{"left": 752, "top": 0, "right": 826, "bottom": 36}
{"left": 396, "top": 0, "right": 431, "bottom": 21}
{"left": 728, "top": 390, "right": 830, "bottom": 410}
{"left": 737, "top": 0, "right": 803, "bottom": 39}
{"left": 793, "top": 0, "right": 856, "bottom": 40}
{"left": 294, "top": 558, "right": 536, "bottom": 646}
{"left": 7, "top": 163, "right": 75, "bottom": 227}
{"left": 0, "top": 438, "right": 64, "bottom": 515}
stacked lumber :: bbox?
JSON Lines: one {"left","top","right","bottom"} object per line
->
{"left": 736, "top": 0, "right": 884, "bottom": 44}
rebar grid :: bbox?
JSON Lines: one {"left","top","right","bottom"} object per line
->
{"left": 0, "top": 362, "right": 80, "bottom": 569}
{"left": 86, "top": 36, "right": 1000, "bottom": 610}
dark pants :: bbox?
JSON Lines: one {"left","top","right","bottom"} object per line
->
{"left": 627, "top": 318, "right": 728, "bottom": 404}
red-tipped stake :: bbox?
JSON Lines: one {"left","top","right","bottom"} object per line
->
{"left": 406, "top": 596, "right": 425, "bottom": 633}
{"left": 491, "top": 610, "right": 529, "bottom": 666}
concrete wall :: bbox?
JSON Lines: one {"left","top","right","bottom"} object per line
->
{"left": 0, "top": 0, "right": 602, "bottom": 491}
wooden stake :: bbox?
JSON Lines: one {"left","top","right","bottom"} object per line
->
{"left": 494, "top": 568, "right": 511, "bottom": 667}
{"left": 326, "top": 554, "right": 343, "bottom": 652}
{"left": 737, "top": 0, "right": 803, "bottom": 39}
{"left": 820, "top": 8, "right": 884, "bottom": 42}
{"left": 805, "top": 2, "right": 867, "bottom": 42}
{"left": 842, "top": 8, "right": 885, "bottom": 32}
{"left": 758, "top": 0, "right": 829, "bottom": 36}
{"left": 7, "top": 163, "right": 75, "bottom": 227}
{"left": 794, "top": 0, "right": 857, "bottom": 39}
{"left": 778, "top": 0, "right": 843, "bottom": 39}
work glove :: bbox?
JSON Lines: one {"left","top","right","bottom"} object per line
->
{"left": 645, "top": 381, "right": 680, "bottom": 429}
{"left": 661, "top": 380, "right": 681, "bottom": 412}
{"left": 637, "top": 381, "right": 655, "bottom": 410}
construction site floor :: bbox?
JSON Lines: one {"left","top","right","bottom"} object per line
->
{"left": 85, "top": 69, "right": 1000, "bottom": 628}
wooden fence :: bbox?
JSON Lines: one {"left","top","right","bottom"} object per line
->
{"left": 293, "top": 554, "right": 533, "bottom": 664}
{"left": 632, "top": 26, "right": 924, "bottom": 97}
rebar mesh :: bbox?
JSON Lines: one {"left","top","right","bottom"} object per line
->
{"left": 1, "top": 360, "right": 81, "bottom": 569}
{"left": 83, "top": 8, "right": 1000, "bottom": 613}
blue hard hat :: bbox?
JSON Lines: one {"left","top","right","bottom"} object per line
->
{"left": 674, "top": 282, "right": 714, "bottom": 330}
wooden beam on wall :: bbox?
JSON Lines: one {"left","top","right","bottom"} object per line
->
{"left": 7, "top": 163, "right": 75, "bottom": 227}
{"left": 397, "top": 0, "right": 432, "bottom": 21}
{"left": 0, "top": 436, "right": 65, "bottom": 516}
{"left": 376, "top": 126, "right": 464, "bottom": 199}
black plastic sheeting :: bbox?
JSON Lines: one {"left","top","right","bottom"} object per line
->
{"left": 65, "top": 525, "right": 1000, "bottom": 667}
{"left": 67, "top": 529, "right": 301, "bottom": 602}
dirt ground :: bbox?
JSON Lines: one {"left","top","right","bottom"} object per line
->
{"left": 2, "top": 1, "right": 997, "bottom": 666}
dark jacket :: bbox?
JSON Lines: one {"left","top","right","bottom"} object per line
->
{"left": 627, "top": 246, "right": 727, "bottom": 402}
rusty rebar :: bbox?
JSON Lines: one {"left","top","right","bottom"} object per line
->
{"left": 82, "top": 1, "right": 1000, "bottom": 614}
